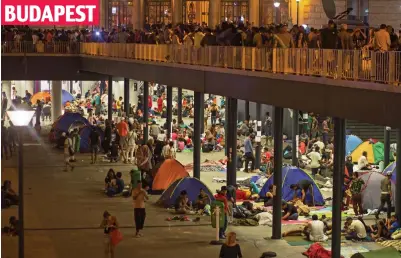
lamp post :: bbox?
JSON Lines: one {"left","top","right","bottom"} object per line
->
{"left": 273, "top": 2, "right": 280, "bottom": 24}
{"left": 6, "top": 107, "right": 35, "bottom": 258}
{"left": 296, "top": 0, "right": 300, "bottom": 25}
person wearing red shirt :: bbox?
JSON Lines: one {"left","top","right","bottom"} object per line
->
{"left": 157, "top": 95, "right": 164, "bottom": 113}
{"left": 214, "top": 186, "right": 229, "bottom": 239}
{"left": 148, "top": 95, "right": 152, "bottom": 109}
{"left": 116, "top": 118, "right": 129, "bottom": 163}
{"left": 299, "top": 140, "right": 306, "bottom": 155}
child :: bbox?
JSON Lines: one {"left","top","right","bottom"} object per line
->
{"left": 110, "top": 141, "right": 119, "bottom": 162}
{"left": 186, "top": 136, "right": 193, "bottom": 148}
{"left": 100, "top": 212, "right": 119, "bottom": 258}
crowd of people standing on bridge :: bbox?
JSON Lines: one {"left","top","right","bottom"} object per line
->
{"left": 3, "top": 20, "right": 401, "bottom": 51}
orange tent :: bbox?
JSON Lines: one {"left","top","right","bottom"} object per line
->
{"left": 152, "top": 159, "right": 189, "bottom": 191}
{"left": 31, "top": 91, "right": 50, "bottom": 104}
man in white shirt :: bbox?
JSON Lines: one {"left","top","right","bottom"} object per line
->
{"left": 307, "top": 146, "right": 322, "bottom": 178}
{"left": 345, "top": 217, "right": 367, "bottom": 240}
{"left": 308, "top": 215, "right": 328, "bottom": 242}
{"left": 357, "top": 151, "right": 371, "bottom": 170}
{"left": 314, "top": 137, "right": 325, "bottom": 153}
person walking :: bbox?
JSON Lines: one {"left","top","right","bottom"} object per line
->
{"left": 349, "top": 173, "right": 365, "bottom": 216}
{"left": 243, "top": 134, "right": 256, "bottom": 172}
{"left": 126, "top": 129, "right": 136, "bottom": 164}
{"left": 215, "top": 186, "right": 229, "bottom": 239}
{"left": 210, "top": 103, "right": 219, "bottom": 126}
{"left": 376, "top": 172, "right": 393, "bottom": 219}
{"left": 219, "top": 232, "right": 243, "bottom": 258}
{"left": 117, "top": 118, "right": 129, "bottom": 163}
{"left": 89, "top": 126, "right": 101, "bottom": 164}
{"left": 63, "top": 132, "right": 75, "bottom": 171}
{"left": 132, "top": 181, "right": 149, "bottom": 237}
{"left": 100, "top": 211, "right": 119, "bottom": 258}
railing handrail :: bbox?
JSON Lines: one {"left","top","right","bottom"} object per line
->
{"left": 2, "top": 41, "right": 400, "bottom": 86}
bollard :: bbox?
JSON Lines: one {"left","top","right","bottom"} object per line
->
{"left": 210, "top": 206, "right": 223, "bottom": 245}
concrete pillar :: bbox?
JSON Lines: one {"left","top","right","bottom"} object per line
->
{"left": 132, "top": 0, "right": 141, "bottom": 29}
{"left": 100, "top": 0, "right": 107, "bottom": 28}
{"left": 249, "top": 0, "right": 260, "bottom": 26}
{"left": 209, "top": 0, "right": 220, "bottom": 29}
{"left": 332, "top": 117, "right": 346, "bottom": 258}
{"left": 1, "top": 81, "right": 12, "bottom": 109}
{"left": 108, "top": 77, "right": 113, "bottom": 122}
{"left": 124, "top": 78, "right": 130, "bottom": 117}
{"left": 255, "top": 103, "right": 262, "bottom": 169}
{"left": 272, "top": 106, "right": 283, "bottom": 239}
{"left": 177, "top": 88, "right": 183, "bottom": 122}
{"left": 193, "top": 92, "right": 203, "bottom": 179}
{"left": 167, "top": 86, "right": 173, "bottom": 140}
{"left": 384, "top": 127, "right": 391, "bottom": 167}
{"left": 226, "top": 98, "right": 238, "bottom": 186}
{"left": 143, "top": 82, "right": 149, "bottom": 144}
{"left": 51, "top": 81, "right": 63, "bottom": 122}
{"left": 172, "top": 0, "right": 183, "bottom": 25}
{"left": 292, "top": 109, "right": 299, "bottom": 166}
{"left": 396, "top": 129, "right": 401, "bottom": 217}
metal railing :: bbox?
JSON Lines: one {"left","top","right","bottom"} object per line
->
{"left": 2, "top": 41, "right": 400, "bottom": 85}
{"left": 2, "top": 41, "right": 80, "bottom": 54}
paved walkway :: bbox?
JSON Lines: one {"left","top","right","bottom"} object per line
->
{"left": 2, "top": 128, "right": 384, "bottom": 258}
{"left": 1, "top": 130, "right": 309, "bottom": 258}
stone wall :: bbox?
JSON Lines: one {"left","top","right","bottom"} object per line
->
{"left": 303, "top": 0, "right": 346, "bottom": 29}
{"left": 368, "top": 0, "right": 401, "bottom": 31}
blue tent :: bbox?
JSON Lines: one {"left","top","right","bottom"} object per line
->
{"left": 346, "top": 135, "right": 363, "bottom": 155}
{"left": 157, "top": 177, "right": 215, "bottom": 208}
{"left": 383, "top": 162, "right": 397, "bottom": 182}
{"left": 79, "top": 125, "right": 104, "bottom": 153}
{"left": 259, "top": 166, "right": 325, "bottom": 206}
{"left": 62, "top": 89, "right": 75, "bottom": 105}
{"left": 53, "top": 112, "right": 90, "bottom": 133}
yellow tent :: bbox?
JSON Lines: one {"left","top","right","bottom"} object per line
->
{"left": 350, "top": 141, "right": 384, "bottom": 164}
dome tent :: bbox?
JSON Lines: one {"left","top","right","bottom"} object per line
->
{"left": 152, "top": 159, "right": 190, "bottom": 191}
{"left": 359, "top": 172, "right": 396, "bottom": 210}
{"left": 346, "top": 135, "right": 363, "bottom": 155}
{"left": 52, "top": 112, "right": 90, "bottom": 134}
{"left": 351, "top": 141, "right": 385, "bottom": 164}
{"left": 259, "top": 166, "right": 325, "bottom": 206}
{"left": 383, "top": 162, "right": 397, "bottom": 183}
{"left": 79, "top": 125, "right": 104, "bottom": 153}
{"left": 157, "top": 177, "right": 215, "bottom": 208}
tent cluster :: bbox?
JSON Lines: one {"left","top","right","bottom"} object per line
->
{"left": 154, "top": 159, "right": 215, "bottom": 207}
{"left": 347, "top": 135, "right": 395, "bottom": 164}
{"left": 31, "top": 90, "right": 75, "bottom": 105}
{"left": 50, "top": 112, "right": 104, "bottom": 153}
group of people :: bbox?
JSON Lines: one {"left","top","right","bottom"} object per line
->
{"left": 4, "top": 21, "right": 401, "bottom": 52}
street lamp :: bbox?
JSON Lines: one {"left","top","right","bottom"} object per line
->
{"left": 273, "top": 2, "right": 280, "bottom": 24}
{"left": 296, "top": 0, "right": 300, "bottom": 25}
{"left": 6, "top": 106, "right": 35, "bottom": 258}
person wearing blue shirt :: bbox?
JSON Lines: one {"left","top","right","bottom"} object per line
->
{"left": 115, "top": 172, "right": 125, "bottom": 194}
{"left": 244, "top": 134, "right": 255, "bottom": 172}
{"left": 389, "top": 214, "right": 400, "bottom": 235}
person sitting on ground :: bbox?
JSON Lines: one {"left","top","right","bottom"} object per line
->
{"left": 105, "top": 169, "right": 117, "bottom": 196}
{"left": 195, "top": 188, "right": 210, "bottom": 210}
{"left": 115, "top": 172, "right": 125, "bottom": 194}
{"left": 388, "top": 214, "right": 400, "bottom": 236}
{"left": 185, "top": 135, "right": 193, "bottom": 148}
{"left": 2, "top": 180, "right": 19, "bottom": 206}
{"left": 262, "top": 185, "right": 274, "bottom": 207}
{"left": 290, "top": 179, "right": 314, "bottom": 205}
{"left": 282, "top": 215, "right": 328, "bottom": 242}
{"left": 2, "top": 216, "right": 19, "bottom": 236}
{"left": 345, "top": 217, "right": 367, "bottom": 241}
{"left": 357, "top": 151, "right": 372, "bottom": 170}
{"left": 175, "top": 190, "right": 191, "bottom": 214}
{"left": 370, "top": 218, "right": 389, "bottom": 240}
{"left": 281, "top": 200, "right": 299, "bottom": 220}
